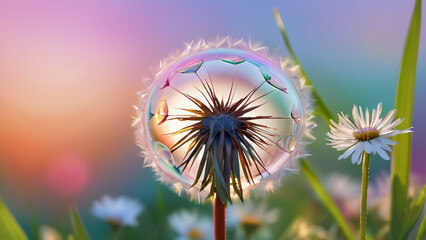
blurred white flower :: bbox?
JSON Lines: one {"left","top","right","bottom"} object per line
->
{"left": 324, "top": 173, "right": 362, "bottom": 218}
{"left": 168, "top": 210, "right": 214, "bottom": 240}
{"left": 40, "top": 225, "right": 62, "bottom": 240}
{"left": 368, "top": 172, "right": 423, "bottom": 220}
{"left": 286, "top": 218, "right": 338, "bottom": 240}
{"left": 327, "top": 103, "right": 412, "bottom": 164}
{"left": 91, "top": 195, "right": 143, "bottom": 227}
{"left": 227, "top": 200, "right": 279, "bottom": 239}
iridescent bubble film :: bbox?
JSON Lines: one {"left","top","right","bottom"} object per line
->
{"left": 144, "top": 48, "right": 304, "bottom": 194}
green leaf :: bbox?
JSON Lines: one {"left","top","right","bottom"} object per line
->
{"left": 390, "top": 0, "right": 422, "bottom": 239}
{"left": 402, "top": 185, "right": 426, "bottom": 239}
{"left": 0, "top": 196, "right": 28, "bottom": 240}
{"left": 70, "top": 208, "right": 90, "bottom": 240}
{"left": 273, "top": 8, "right": 333, "bottom": 122}
{"left": 300, "top": 159, "right": 354, "bottom": 240}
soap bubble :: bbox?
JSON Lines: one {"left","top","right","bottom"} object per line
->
{"left": 134, "top": 38, "right": 315, "bottom": 202}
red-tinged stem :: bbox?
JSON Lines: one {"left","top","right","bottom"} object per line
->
{"left": 214, "top": 195, "right": 226, "bottom": 240}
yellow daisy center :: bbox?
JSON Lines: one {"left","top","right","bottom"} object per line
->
{"left": 241, "top": 215, "right": 261, "bottom": 235}
{"left": 354, "top": 128, "right": 380, "bottom": 141}
{"left": 187, "top": 229, "right": 203, "bottom": 240}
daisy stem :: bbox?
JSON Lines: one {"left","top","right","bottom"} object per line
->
{"left": 214, "top": 195, "right": 226, "bottom": 240}
{"left": 360, "top": 152, "right": 371, "bottom": 240}
{"left": 109, "top": 223, "right": 121, "bottom": 240}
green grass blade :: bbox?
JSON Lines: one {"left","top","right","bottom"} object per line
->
{"left": 28, "top": 209, "right": 39, "bottom": 240}
{"left": 390, "top": 0, "right": 422, "bottom": 239}
{"left": 417, "top": 214, "right": 426, "bottom": 240}
{"left": 70, "top": 208, "right": 90, "bottom": 240}
{"left": 273, "top": 8, "right": 353, "bottom": 239}
{"left": 300, "top": 159, "right": 354, "bottom": 240}
{"left": 0, "top": 196, "right": 28, "bottom": 240}
{"left": 273, "top": 8, "right": 333, "bottom": 122}
{"left": 402, "top": 185, "right": 426, "bottom": 239}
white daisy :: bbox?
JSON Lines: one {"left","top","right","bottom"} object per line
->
{"left": 226, "top": 200, "right": 279, "bottom": 239}
{"left": 168, "top": 210, "right": 214, "bottom": 240}
{"left": 91, "top": 195, "right": 143, "bottom": 227}
{"left": 327, "top": 102, "right": 412, "bottom": 164}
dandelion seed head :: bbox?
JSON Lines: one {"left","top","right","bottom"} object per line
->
{"left": 134, "top": 37, "right": 314, "bottom": 202}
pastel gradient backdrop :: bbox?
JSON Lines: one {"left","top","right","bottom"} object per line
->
{"left": 0, "top": 0, "right": 425, "bottom": 238}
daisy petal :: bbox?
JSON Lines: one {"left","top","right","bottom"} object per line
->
{"left": 376, "top": 147, "right": 390, "bottom": 160}
{"left": 380, "top": 143, "right": 392, "bottom": 152}
{"left": 376, "top": 137, "right": 397, "bottom": 145}
{"left": 364, "top": 141, "right": 373, "bottom": 154}
{"left": 351, "top": 142, "right": 364, "bottom": 164}
{"left": 338, "top": 143, "right": 359, "bottom": 160}
{"left": 357, "top": 153, "right": 363, "bottom": 165}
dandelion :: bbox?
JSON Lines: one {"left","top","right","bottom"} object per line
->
{"left": 134, "top": 37, "right": 315, "bottom": 240}
{"left": 227, "top": 200, "right": 279, "bottom": 239}
{"left": 168, "top": 210, "right": 214, "bottom": 240}
{"left": 327, "top": 103, "right": 412, "bottom": 164}
{"left": 91, "top": 195, "right": 143, "bottom": 231}
{"left": 134, "top": 38, "right": 315, "bottom": 202}
{"left": 326, "top": 103, "right": 412, "bottom": 240}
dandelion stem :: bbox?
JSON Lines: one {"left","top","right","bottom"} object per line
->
{"left": 360, "top": 152, "right": 371, "bottom": 240}
{"left": 214, "top": 195, "right": 226, "bottom": 240}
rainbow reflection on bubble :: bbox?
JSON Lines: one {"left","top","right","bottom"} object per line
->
{"left": 135, "top": 39, "right": 314, "bottom": 202}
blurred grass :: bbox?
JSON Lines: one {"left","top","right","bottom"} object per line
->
{"left": 300, "top": 160, "right": 354, "bottom": 239}
{"left": 273, "top": 8, "right": 333, "bottom": 122}
{"left": 273, "top": 8, "right": 354, "bottom": 240}
{"left": 70, "top": 208, "right": 90, "bottom": 240}
{"left": 0, "top": 195, "right": 28, "bottom": 240}
{"left": 417, "top": 215, "right": 426, "bottom": 240}
{"left": 390, "top": 0, "right": 422, "bottom": 239}
{"left": 401, "top": 186, "right": 426, "bottom": 239}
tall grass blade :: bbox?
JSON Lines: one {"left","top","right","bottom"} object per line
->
{"left": 390, "top": 0, "right": 422, "bottom": 239}
{"left": 417, "top": 214, "right": 426, "bottom": 240}
{"left": 300, "top": 159, "right": 354, "bottom": 240}
{"left": 70, "top": 208, "right": 90, "bottom": 240}
{"left": 0, "top": 196, "right": 28, "bottom": 240}
{"left": 402, "top": 185, "right": 426, "bottom": 239}
{"left": 273, "top": 8, "right": 353, "bottom": 239}
{"left": 273, "top": 8, "right": 333, "bottom": 122}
